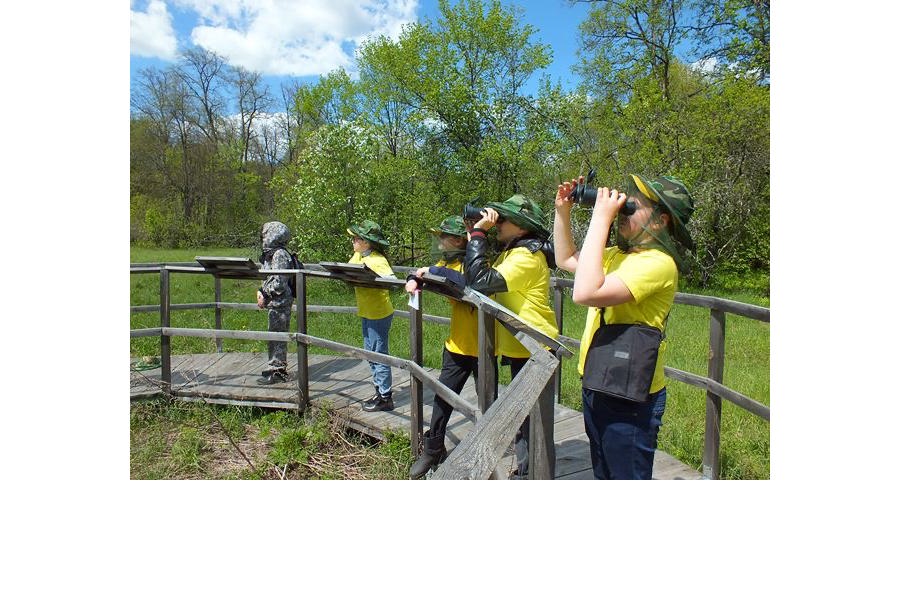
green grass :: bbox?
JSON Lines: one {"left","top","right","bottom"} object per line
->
{"left": 130, "top": 398, "right": 414, "bottom": 480}
{"left": 131, "top": 246, "right": 770, "bottom": 479}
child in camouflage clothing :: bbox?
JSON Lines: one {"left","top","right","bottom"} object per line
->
{"left": 256, "top": 221, "right": 295, "bottom": 385}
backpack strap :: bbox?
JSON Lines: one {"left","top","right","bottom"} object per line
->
{"left": 600, "top": 306, "right": 670, "bottom": 340}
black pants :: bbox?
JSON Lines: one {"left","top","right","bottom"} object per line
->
{"left": 429, "top": 348, "right": 484, "bottom": 439}
{"left": 429, "top": 351, "right": 529, "bottom": 475}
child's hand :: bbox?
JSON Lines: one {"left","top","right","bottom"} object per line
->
{"left": 592, "top": 187, "right": 627, "bottom": 224}
{"left": 405, "top": 279, "right": 419, "bottom": 293}
{"left": 472, "top": 207, "right": 499, "bottom": 231}
{"left": 556, "top": 176, "right": 580, "bottom": 212}
{"left": 256, "top": 290, "right": 265, "bottom": 308}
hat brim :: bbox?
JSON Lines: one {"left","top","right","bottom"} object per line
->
{"left": 485, "top": 202, "right": 550, "bottom": 239}
{"left": 348, "top": 226, "right": 388, "bottom": 247}
{"left": 431, "top": 227, "right": 466, "bottom": 237}
{"left": 629, "top": 175, "right": 694, "bottom": 250}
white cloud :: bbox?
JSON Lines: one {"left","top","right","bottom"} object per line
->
{"left": 131, "top": 0, "right": 179, "bottom": 60}
{"left": 175, "top": 0, "right": 418, "bottom": 76}
{"left": 690, "top": 57, "right": 719, "bottom": 74}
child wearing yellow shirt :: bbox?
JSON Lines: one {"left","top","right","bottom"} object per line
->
{"left": 404, "top": 216, "right": 481, "bottom": 478}
{"left": 347, "top": 220, "right": 396, "bottom": 412}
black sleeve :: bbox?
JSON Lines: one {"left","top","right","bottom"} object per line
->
{"left": 464, "top": 233, "right": 508, "bottom": 295}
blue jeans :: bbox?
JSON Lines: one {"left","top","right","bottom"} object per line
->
{"left": 362, "top": 315, "right": 393, "bottom": 395}
{"left": 582, "top": 387, "right": 667, "bottom": 480}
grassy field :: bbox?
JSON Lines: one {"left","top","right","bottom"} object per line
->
{"left": 131, "top": 398, "right": 412, "bottom": 480}
{"left": 130, "top": 246, "right": 770, "bottom": 479}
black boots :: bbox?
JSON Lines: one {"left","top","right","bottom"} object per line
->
{"left": 362, "top": 389, "right": 394, "bottom": 412}
{"left": 409, "top": 430, "right": 447, "bottom": 479}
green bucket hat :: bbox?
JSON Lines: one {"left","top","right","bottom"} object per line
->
{"left": 629, "top": 174, "right": 696, "bottom": 250}
{"left": 429, "top": 215, "right": 467, "bottom": 237}
{"left": 484, "top": 194, "right": 550, "bottom": 239}
{"left": 347, "top": 219, "right": 389, "bottom": 249}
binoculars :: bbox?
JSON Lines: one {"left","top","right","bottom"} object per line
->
{"left": 568, "top": 169, "right": 637, "bottom": 215}
{"left": 462, "top": 201, "right": 485, "bottom": 221}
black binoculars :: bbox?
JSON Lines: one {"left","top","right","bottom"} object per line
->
{"left": 462, "top": 201, "right": 485, "bottom": 221}
{"left": 568, "top": 169, "right": 637, "bottom": 215}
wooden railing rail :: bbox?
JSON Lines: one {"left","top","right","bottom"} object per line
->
{"left": 131, "top": 260, "right": 564, "bottom": 479}
{"left": 132, "top": 262, "right": 769, "bottom": 480}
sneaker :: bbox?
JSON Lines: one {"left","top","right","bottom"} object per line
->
{"left": 257, "top": 371, "right": 287, "bottom": 385}
{"left": 362, "top": 393, "right": 394, "bottom": 412}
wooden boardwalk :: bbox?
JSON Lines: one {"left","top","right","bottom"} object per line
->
{"left": 130, "top": 352, "right": 701, "bottom": 480}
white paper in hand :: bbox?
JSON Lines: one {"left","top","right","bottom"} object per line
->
{"left": 408, "top": 291, "right": 420, "bottom": 310}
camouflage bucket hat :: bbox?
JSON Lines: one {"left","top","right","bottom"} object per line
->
{"left": 629, "top": 174, "right": 696, "bottom": 250}
{"left": 429, "top": 215, "right": 467, "bottom": 237}
{"left": 347, "top": 219, "right": 389, "bottom": 248}
{"left": 484, "top": 194, "right": 551, "bottom": 239}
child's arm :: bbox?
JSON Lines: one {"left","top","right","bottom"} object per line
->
{"left": 259, "top": 249, "right": 294, "bottom": 308}
{"left": 405, "top": 266, "right": 430, "bottom": 293}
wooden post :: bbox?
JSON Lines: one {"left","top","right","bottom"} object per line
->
{"left": 214, "top": 276, "right": 223, "bottom": 353}
{"left": 476, "top": 308, "right": 497, "bottom": 414}
{"left": 296, "top": 272, "right": 309, "bottom": 413}
{"left": 528, "top": 373, "right": 557, "bottom": 480}
{"left": 160, "top": 267, "right": 171, "bottom": 393}
{"left": 552, "top": 285, "right": 564, "bottom": 404}
{"left": 409, "top": 292, "right": 424, "bottom": 455}
{"left": 703, "top": 309, "right": 725, "bottom": 479}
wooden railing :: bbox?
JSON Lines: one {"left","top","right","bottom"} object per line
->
{"left": 130, "top": 262, "right": 568, "bottom": 480}
{"left": 130, "top": 262, "right": 769, "bottom": 480}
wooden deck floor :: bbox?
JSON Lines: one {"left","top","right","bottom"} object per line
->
{"left": 130, "top": 352, "right": 701, "bottom": 480}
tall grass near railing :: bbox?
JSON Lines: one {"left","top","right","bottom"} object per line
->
{"left": 131, "top": 247, "right": 769, "bottom": 479}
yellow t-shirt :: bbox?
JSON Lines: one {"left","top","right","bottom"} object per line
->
{"left": 436, "top": 258, "right": 478, "bottom": 357}
{"left": 349, "top": 251, "right": 395, "bottom": 320}
{"left": 492, "top": 246, "right": 559, "bottom": 359}
{"left": 577, "top": 247, "right": 677, "bottom": 393}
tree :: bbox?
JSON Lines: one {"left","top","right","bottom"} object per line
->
{"left": 575, "top": 0, "right": 691, "bottom": 101}
{"left": 691, "top": 0, "right": 769, "bottom": 83}
{"left": 175, "top": 48, "right": 229, "bottom": 143}
{"left": 228, "top": 65, "right": 272, "bottom": 167}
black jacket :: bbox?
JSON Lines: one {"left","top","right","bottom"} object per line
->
{"left": 464, "top": 232, "right": 555, "bottom": 295}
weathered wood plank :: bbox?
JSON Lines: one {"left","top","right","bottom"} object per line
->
{"left": 296, "top": 271, "right": 309, "bottom": 412}
{"left": 557, "top": 468, "right": 595, "bottom": 480}
{"left": 130, "top": 353, "right": 193, "bottom": 395}
{"left": 174, "top": 395, "right": 300, "bottom": 410}
{"left": 554, "top": 436, "right": 594, "bottom": 478}
{"left": 663, "top": 367, "right": 769, "bottom": 420}
{"left": 160, "top": 268, "right": 171, "bottom": 391}
{"left": 703, "top": 308, "right": 725, "bottom": 480}
{"left": 214, "top": 277, "right": 223, "bottom": 353}
{"left": 528, "top": 378, "right": 556, "bottom": 480}
{"left": 477, "top": 311, "right": 497, "bottom": 413}
{"left": 552, "top": 410, "right": 587, "bottom": 442}
{"left": 675, "top": 293, "right": 770, "bottom": 322}
{"left": 431, "top": 345, "right": 558, "bottom": 480}
{"left": 190, "top": 352, "right": 266, "bottom": 398}
{"left": 409, "top": 293, "right": 424, "bottom": 453}
{"left": 170, "top": 353, "right": 229, "bottom": 390}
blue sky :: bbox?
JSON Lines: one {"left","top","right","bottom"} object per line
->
{"left": 130, "top": 0, "right": 592, "bottom": 99}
